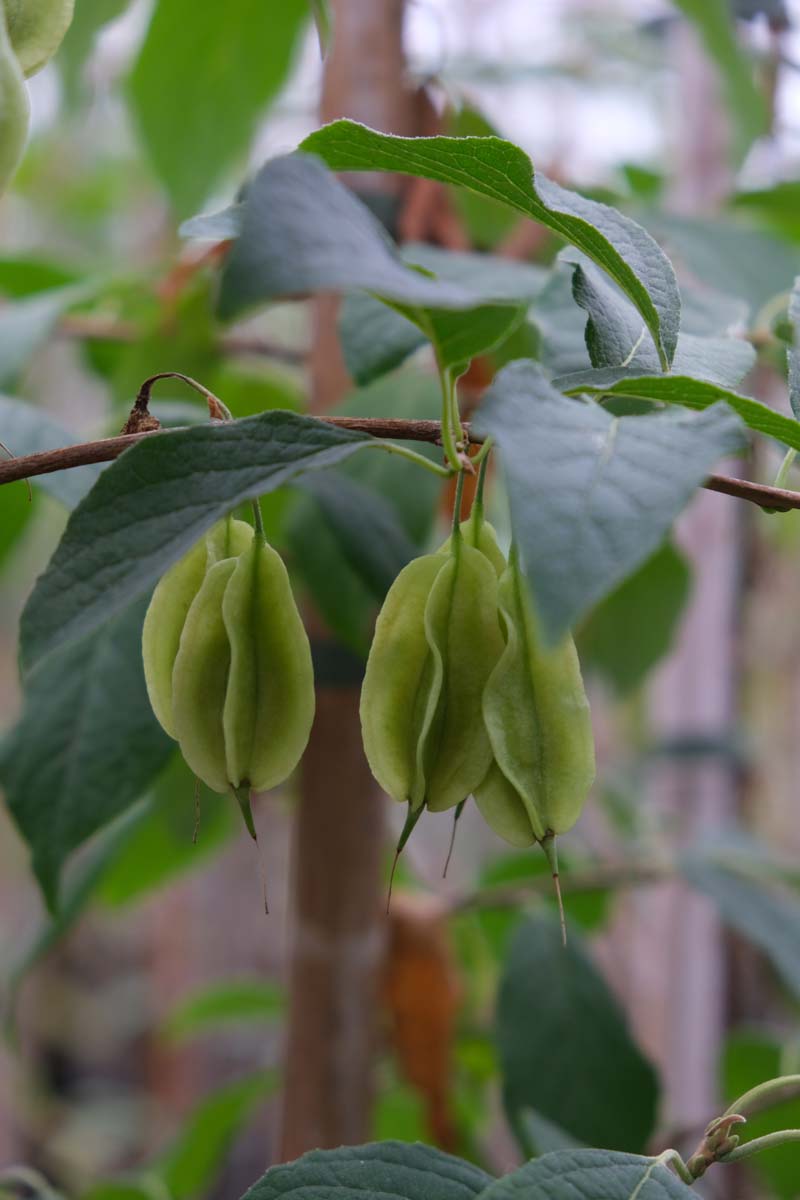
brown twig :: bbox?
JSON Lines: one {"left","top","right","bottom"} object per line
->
{"left": 0, "top": 416, "right": 799, "bottom": 515}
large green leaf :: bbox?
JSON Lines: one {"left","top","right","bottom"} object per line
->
{"left": 567, "top": 256, "right": 754, "bottom": 387}
{"left": 578, "top": 543, "right": 691, "bottom": 695}
{"left": 559, "top": 371, "right": 800, "bottom": 453}
{"left": 479, "top": 1150, "right": 692, "bottom": 1200}
{"left": 218, "top": 155, "right": 532, "bottom": 320}
{"left": 671, "top": 0, "right": 767, "bottom": 162}
{"left": 681, "top": 853, "right": 800, "bottom": 998}
{"left": 475, "top": 361, "right": 744, "bottom": 643}
{"left": 19, "top": 411, "right": 376, "bottom": 671}
{"left": 497, "top": 915, "right": 659, "bottom": 1153}
{"left": 300, "top": 120, "right": 681, "bottom": 368}
{"left": 128, "top": 0, "right": 308, "bottom": 215}
{"left": 0, "top": 594, "right": 173, "bottom": 909}
{"left": 241, "top": 1142, "right": 492, "bottom": 1200}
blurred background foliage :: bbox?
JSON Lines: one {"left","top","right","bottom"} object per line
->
{"left": 4, "top": 2, "right": 800, "bottom": 1199}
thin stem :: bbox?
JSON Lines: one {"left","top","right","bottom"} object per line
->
{"left": 724, "top": 1074, "right": 800, "bottom": 1119}
{"left": 251, "top": 498, "right": 266, "bottom": 542}
{"left": 451, "top": 468, "right": 466, "bottom": 538}
{"left": 721, "top": 1130, "right": 800, "bottom": 1164}
{"left": 474, "top": 444, "right": 492, "bottom": 510}
{"left": 372, "top": 440, "right": 452, "bottom": 478}
{"left": 472, "top": 434, "right": 494, "bottom": 471}
{"left": 437, "top": 363, "right": 462, "bottom": 469}
{"left": 656, "top": 1150, "right": 695, "bottom": 1186}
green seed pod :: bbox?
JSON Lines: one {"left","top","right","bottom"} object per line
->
{"left": 3, "top": 0, "right": 74, "bottom": 77}
{"left": 143, "top": 516, "right": 314, "bottom": 802}
{"left": 475, "top": 547, "right": 595, "bottom": 847}
{"left": 360, "top": 533, "right": 504, "bottom": 816}
{"left": 0, "top": 7, "right": 29, "bottom": 195}
{"left": 221, "top": 535, "right": 315, "bottom": 792}
{"left": 142, "top": 518, "right": 253, "bottom": 739}
{"left": 439, "top": 517, "right": 506, "bottom": 578}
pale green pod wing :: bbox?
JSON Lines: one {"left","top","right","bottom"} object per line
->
{"left": 359, "top": 553, "right": 445, "bottom": 807}
{"left": 222, "top": 537, "right": 315, "bottom": 792}
{"left": 437, "top": 519, "right": 506, "bottom": 578}
{"left": 0, "top": 7, "right": 29, "bottom": 195}
{"left": 423, "top": 542, "right": 504, "bottom": 813}
{"left": 4, "top": 0, "right": 74, "bottom": 76}
{"left": 171, "top": 558, "right": 238, "bottom": 794}
{"left": 474, "top": 762, "right": 536, "bottom": 848}
{"left": 142, "top": 537, "right": 209, "bottom": 739}
{"left": 484, "top": 560, "right": 595, "bottom": 838}
{"left": 206, "top": 516, "right": 253, "bottom": 567}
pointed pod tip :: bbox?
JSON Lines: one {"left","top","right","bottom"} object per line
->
{"left": 234, "top": 784, "right": 258, "bottom": 842}
{"left": 541, "top": 835, "right": 567, "bottom": 948}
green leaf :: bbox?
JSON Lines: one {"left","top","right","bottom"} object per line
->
{"left": 58, "top": 0, "right": 130, "bottom": 104}
{"left": 479, "top": 1150, "right": 693, "bottom": 1200}
{"left": 241, "top": 1142, "right": 492, "bottom": 1200}
{"left": 0, "top": 395, "right": 102, "bottom": 507}
{"left": 671, "top": 0, "right": 767, "bottom": 162}
{"left": 0, "top": 285, "right": 91, "bottom": 387}
{"left": 96, "top": 753, "right": 233, "bottom": 907}
{"left": 559, "top": 371, "right": 800, "bottom": 453}
{"left": 164, "top": 980, "right": 285, "bottom": 1039}
{"left": 568, "top": 256, "right": 754, "bottom": 387}
{"left": 732, "top": 181, "right": 800, "bottom": 243}
{"left": 788, "top": 275, "right": 800, "bottom": 421}
{"left": 446, "top": 107, "right": 518, "bottom": 250}
{"left": 300, "top": 120, "right": 681, "bottom": 368}
{"left": 475, "top": 361, "right": 744, "bottom": 643}
{"left": 681, "top": 853, "right": 800, "bottom": 998}
{"left": 298, "top": 472, "right": 417, "bottom": 600}
{"left": 20, "top": 410, "right": 375, "bottom": 672}
{"left": 287, "top": 375, "right": 441, "bottom": 656}
{"left": 497, "top": 915, "right": 659, "bottom": 1153}
{"left": 340, "top": 245, "right": 545, "bottom": 385}
{"left": 218, "top": 155, "right": 531, "bottom": 321}
{"left": 651, "top": 213, "right": 800, "bottom": 314}
{"left": 0, "top": 594, "right": 174, "bottom": 909}
{"left": 0, "top": 475, "right": 36, "bottom": 568}
{"left": 721, "top": 1030, "right": 800, "bottom": 1200}
{"left": 159, "top": 1074, "right": 278, "bottom": 1200}
{"left": 128, "top": 0, "right": 308, "bottom": 215}
{"left": 578, "top": 543, "right": 691, "bottom": 695}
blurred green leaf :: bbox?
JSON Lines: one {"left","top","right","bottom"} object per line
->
{"left": 721, "top": 1030, "right": 800, "bottom": 1200}
{"left": 58, "top": 0, "right": 131, "bottom": 104}
{"left": 681, "top": 853, "right": 800, "bottom": 998}
{"left": 0, "top": 395, "right": 102, "bottom": 507}
{"left": 129, "top": 0, "right": 308, "bottom": 215}
{"left": 159, "top": 1073, "right": 278, "bottom": 1200}
{"left": 96, "top": 753, "right": 234, "bottom": 907}
{"left": 497, "top": 915, "right": 659, "bottom": 1153}
{"left": 0, "top": 284, "right": 93, "bottom": 387}
{"left": 164, "top": 979, "right": 285, "bottom": 1039}
{"left": 671, "top": 0, "right": 767, "bottom": 161}
{"left": 579, "top": 543, "right": 691, "bottom": 696}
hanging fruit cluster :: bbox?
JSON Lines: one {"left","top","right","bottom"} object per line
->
{"left": 0, "top": 1, "right": 74, "bottom": 194}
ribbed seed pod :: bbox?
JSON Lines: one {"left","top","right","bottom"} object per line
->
{"left": 360, "top": 528, "right": 504, "bottom": 819}
{"left": 474, "top": 546, "right": 595, "bottom": 853}
{"left": 143, "top": 516, "right": 315, "bottom": 815}
{"left": 3, "top": 0, "right": 74, "bottom": 76}
{"left": 0, "top": 6, "right": 29, "bottom": 196}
